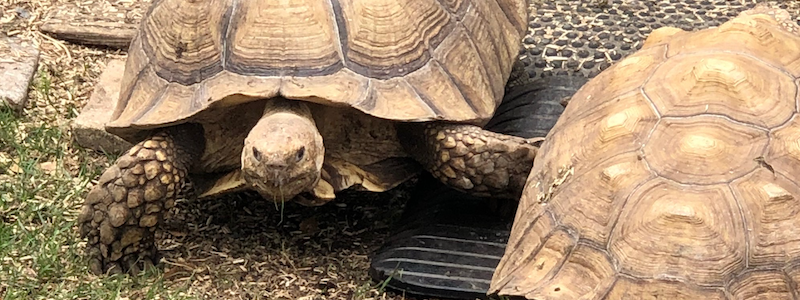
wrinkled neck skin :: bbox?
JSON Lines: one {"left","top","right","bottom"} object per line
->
{"left": 241, "top": 98, "right": 325, "bottom": 202}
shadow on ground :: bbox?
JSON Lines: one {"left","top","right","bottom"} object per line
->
{"left": 154, "top": 176, "right": 436, "bottom": 299}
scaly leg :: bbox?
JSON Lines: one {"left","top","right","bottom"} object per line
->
{"left": 505, "top": 60, "right": 531, "bottom": 92}
{"left": 78, "top": 124, "right": 204, "bottom": 274}
{"left": 397, "top": 122, "right": 538, "bottom": 200}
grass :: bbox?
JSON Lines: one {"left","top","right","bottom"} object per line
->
{"left": 0, "top": 61, "right": 417, "bottom": 299}
{"left": 0, "top": 66, "right": 195, "bottom": 299}
{"left": 0, "top": 3, "right": 416, "bottom": 296}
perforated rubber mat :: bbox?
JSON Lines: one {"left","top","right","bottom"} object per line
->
{"left": 521, "top": 0, "right": 800, "bottom": 78}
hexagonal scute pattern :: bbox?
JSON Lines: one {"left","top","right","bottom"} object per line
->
{"left": 491, "top": 6, "right": 800, "bottom": 300}
{"left": 643, "top": 53, "right": 797, "bottom": 128}
{"left": 642, "top": 116, "right": 768, "bottom": 185}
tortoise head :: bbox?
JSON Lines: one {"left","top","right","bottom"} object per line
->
{"left": 241, "top": 100, "right": 325, "bottom": 202}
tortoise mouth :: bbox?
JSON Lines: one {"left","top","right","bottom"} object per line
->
{"left": 243, "top": 167, "right": 320, "bottom": 202}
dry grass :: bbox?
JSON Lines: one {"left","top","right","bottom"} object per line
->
{"left": 0, "top": 0, "right": 442, "bottom": 299}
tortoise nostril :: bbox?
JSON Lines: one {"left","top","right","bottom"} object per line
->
{"left": 252, "top": 147, "right": 262, "bottom": 161}
{"left": 295, "top": 146, "right": 305, "bottom": 162}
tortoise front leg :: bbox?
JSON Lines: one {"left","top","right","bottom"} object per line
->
{"left": 397, "top": 122, "right": 538, "bottom": 199}
{"left": 78, "top": 124, "right": 204, "bottom": 275}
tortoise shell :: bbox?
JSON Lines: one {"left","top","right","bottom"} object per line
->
{"left": 490, "top": 6, "right": 800, "bottom": 299}
{"left": 106, "top": 0, "right": 528, "bottom": 142}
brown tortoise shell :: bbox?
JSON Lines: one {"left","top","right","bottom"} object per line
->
{"left": 105, "top": 0, "right": 529, "bottom": 142}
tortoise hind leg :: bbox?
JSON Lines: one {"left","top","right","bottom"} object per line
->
{"left": 396, "top": 122, "right": 538, "bottom": 200}
{"left": 505, "top": 60, "right": 531, "bottom": 91}
{"left": 78, "top": 124, "right": 204, "bottom": 275}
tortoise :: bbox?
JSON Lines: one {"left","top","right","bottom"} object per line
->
{"left": 489, "top": 6, "right": 800, "bottom": 299}
{"left": 77, "top": 0, "right": 537, "bottom": 275}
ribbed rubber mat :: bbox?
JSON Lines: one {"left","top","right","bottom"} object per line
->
{"left": 370, "top": 222, "right": 509, "bottom": 299}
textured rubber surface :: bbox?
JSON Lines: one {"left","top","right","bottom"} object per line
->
{"left": 369, "top": 173, "right": 513, "bottom": 300}
{"left": 521, "top": 0, "right": 800, "bottom": 79}
{"left": 369, "top": 76, "right": 586, "bottom": 299}
{"left": 485, "top": 75, "right": 588, "bottom": 139}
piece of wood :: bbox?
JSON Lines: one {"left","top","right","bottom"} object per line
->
{"left": 0, "top": 36, "right": 40, "bottom": 109}
{"left": 39, "top": 20, "right": 137, "bottom": 50}
{"left": 71, "top": 59, "right": 133, "bottom": 154}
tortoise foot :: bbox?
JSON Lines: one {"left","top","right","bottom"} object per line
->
{"left": 398, "top": 122, "right": 538, "bottom": 199}
{"left": 78, "top": 132, "right": 190, "bottom": 275}
{"left": 428, "top": 123, "right": 538, "bottom": 199}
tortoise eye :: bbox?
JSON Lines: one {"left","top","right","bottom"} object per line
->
{"left": 295, "top": 147, "right": 305, "bottom": 162}
{"left": 252, "top": 147, "right": 262, "bottom": 161}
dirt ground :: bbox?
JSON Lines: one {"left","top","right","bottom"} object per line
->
{"left": 150, "top": 182, "right": 421, "bottom": 300}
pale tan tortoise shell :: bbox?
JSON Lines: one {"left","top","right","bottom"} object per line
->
{"left": 490, "top": 6, "right": 800, "bottom": 299}
{"left": 106, "top": 0, "right": 528, "bottom": 140}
